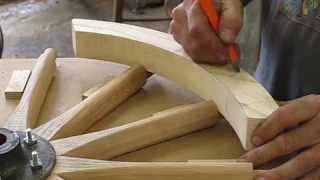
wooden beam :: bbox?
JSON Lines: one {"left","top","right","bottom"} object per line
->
{"left": 4, "top": 48, "right": 57, "bottom": 131}
{"left": 5, "top": 70, "right": 31, "bottom": 99}
{"left": 51, "top": 101, "right": 218, "bottom": 160}
{"left": 34, "top": 65, "right": 148, "bottom": 140}
{"left": 55, "top": 156, "right": 253, "bottom": 180}
{"left": 71, "top": 19, "right": 279, "bottom": 150}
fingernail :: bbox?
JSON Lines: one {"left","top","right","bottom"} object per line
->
{"left": 237, "top": 155, "right": 248, "bottom": 162}
{"left": 252, "top": 136, "right": 262, "bottom": 146}
{"left": 220, "top": 29, "right": 234, "bottom": 43}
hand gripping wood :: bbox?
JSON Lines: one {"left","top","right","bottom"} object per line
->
{"left": 71, "top": 19, "right": 279, "bottom": 150}
{"left": 1, "top": 19, "right": 279, "bottom": 179}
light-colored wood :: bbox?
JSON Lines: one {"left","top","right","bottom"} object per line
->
{"left": 187, "top": 160, "right": 267, "bottom": 175}
{"left": 54, "top": 156, "right": 253, "bottom": 180}
{"left": 34, "top": 65, "right": 149, "bottom": 140}
{"left": 47, "top": 174, "right": 65, "bottom": 180}
{"left": 4, "top": 70, "right": 31, "bottom": 99}
{"left": 72, "top": 19, "right": 279, "bottom": 150}
{"left": 0, "top": 58, "right": 279, "bottom": 178}
{"left": 51, "top": 101, "right": 218, "bottom": 160}
{"left": 152, "top": 104, "right": 192, "bottom": 116}
{"left": 0, "top": 58, "right": 247, "bottom": 161}
{"left": 82, "top": 76, "right": 114, "bottom": 100}
{"left": 4, "top": 49, "right": 57, "bottom": 131}
{"left": 188, "top": 159, "right": 238, "bottom": 163}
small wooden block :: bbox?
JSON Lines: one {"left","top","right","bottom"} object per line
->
{"left": 82, "top": 76, "right": 114, "bottom": 100}
{"left": 5, "top": 70, "right": 31, "bottom": 99}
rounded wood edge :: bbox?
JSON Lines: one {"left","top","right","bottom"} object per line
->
{"left": 71, "top": 19, "right": 278, "bottom": 150}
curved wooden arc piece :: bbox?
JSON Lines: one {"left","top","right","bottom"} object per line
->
{"left": 55, "top": 156, "right": 253, "bottom": 180}
{"left": 34, "top": 65, "right": 148, "bottom": 140}
{"left": 4, "top": 48, "right": 57, "bottom": 131}
{"left": 71, "top": 19, "right": 279, "bottom": 149}
{"left": 50, "top": 101, "right": 218, "bottom": 159}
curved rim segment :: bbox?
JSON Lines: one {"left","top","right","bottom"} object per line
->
{"left": 71, "top": 19, "right": 278, "bottom": 150}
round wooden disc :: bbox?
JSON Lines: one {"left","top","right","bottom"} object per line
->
{"left": 0, "top": 58, "right": 247, "bottom": 163}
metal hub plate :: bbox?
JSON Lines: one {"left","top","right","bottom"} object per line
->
{"left": 0, "top": 128, "right": 56, "bottom": 180}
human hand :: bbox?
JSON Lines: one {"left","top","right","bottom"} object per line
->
{"left": 238, "top": 94, "right": 320, "bottom": 179}
{"left": 170, "top": 0, "right": 243, "bottom": 64}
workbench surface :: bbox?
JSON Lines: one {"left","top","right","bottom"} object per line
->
{"left": 0, "top": 58, "right": 247, "bottom": 162}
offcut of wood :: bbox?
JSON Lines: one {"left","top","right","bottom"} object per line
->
{"left": 5, "top": 70, "right": 31, "bottom": 99}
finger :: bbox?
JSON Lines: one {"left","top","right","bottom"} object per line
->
{"left": 187, "top": 1, "right": 228, "bottom": 63}
{"left": 172, "top": 3, "right": 188, "bottom": 23}
{"left": 277, "top": 94, "right": 318, "bottom": 106}
{"left": 251, "top": 95, "right": 320, "bottom": 147}
{"left": 241, "top": 119, "right": 320, "bottom": 167}
{"left": 300, "top": 167, "right": 320, "bottom": 180}
{"left": 219, "top": 0, "right": 243, "bottom": 43}
{"left": 254, "top": 143, "right": 320, "bottom": 180}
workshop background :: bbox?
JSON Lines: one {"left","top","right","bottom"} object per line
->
{"left": 0, "top": 0, "right": 261, "bottom": 75}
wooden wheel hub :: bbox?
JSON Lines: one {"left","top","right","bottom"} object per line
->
{"left": 1, "top": 19, "right": 280, "bottom": 180}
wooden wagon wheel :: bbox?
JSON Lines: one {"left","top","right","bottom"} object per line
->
{"left": 1, "top": 19, "right": 279, "bottom": 180}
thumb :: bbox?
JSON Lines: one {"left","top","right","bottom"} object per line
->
{"left": 218, "top": 0, "right": 243, "bottom": 44}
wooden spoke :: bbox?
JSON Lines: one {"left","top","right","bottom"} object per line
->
{"left": 71, "top": 19, "right": 279, "bottom": 150}
{"left": 53, "top": 156, "right": 114, "bottom": 174}
{"left": 187, "top": 160, "right": 266, "bottom": 175}
{"left": 51, "top": 101, "right": 218, "bottom": 160}
{"left": 34, "top": 65, "right": 149, "bottom": 140}
{"left": 4, "top": 48, "right": 57, "bottom": 131}
{"left": 54, "top": 156, "right": 253, "bottom": 180}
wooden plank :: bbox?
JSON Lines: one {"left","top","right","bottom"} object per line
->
{"left": 54, "top": 156, "right": 253, "bottom": 180}
{"left": 72, "top": 19, "right": 279, "bottom": 150}
{"left": 4, "top": 49, "right": 57, "bottom": 131}
{"left": 50, "top": 101, "right": 218, "bottom": 159}
{"left": 34, "top": 65, "right": 149, "bottom": 140}
{"left": 82, "top": 76, "right": 114, "bottom": 100}
{"left": 4, "top": 70, "right": 31, "bottom": 99}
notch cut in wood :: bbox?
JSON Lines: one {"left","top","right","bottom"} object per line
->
{"left": 82, "top": 76, "right": 114, "bottom": 100}
{"left": 5, "top": 70, "right": 31, "bottom": 99}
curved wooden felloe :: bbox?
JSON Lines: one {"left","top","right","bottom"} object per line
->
{"left": 71, "top": 19, "right": 279, "bottom": 150}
